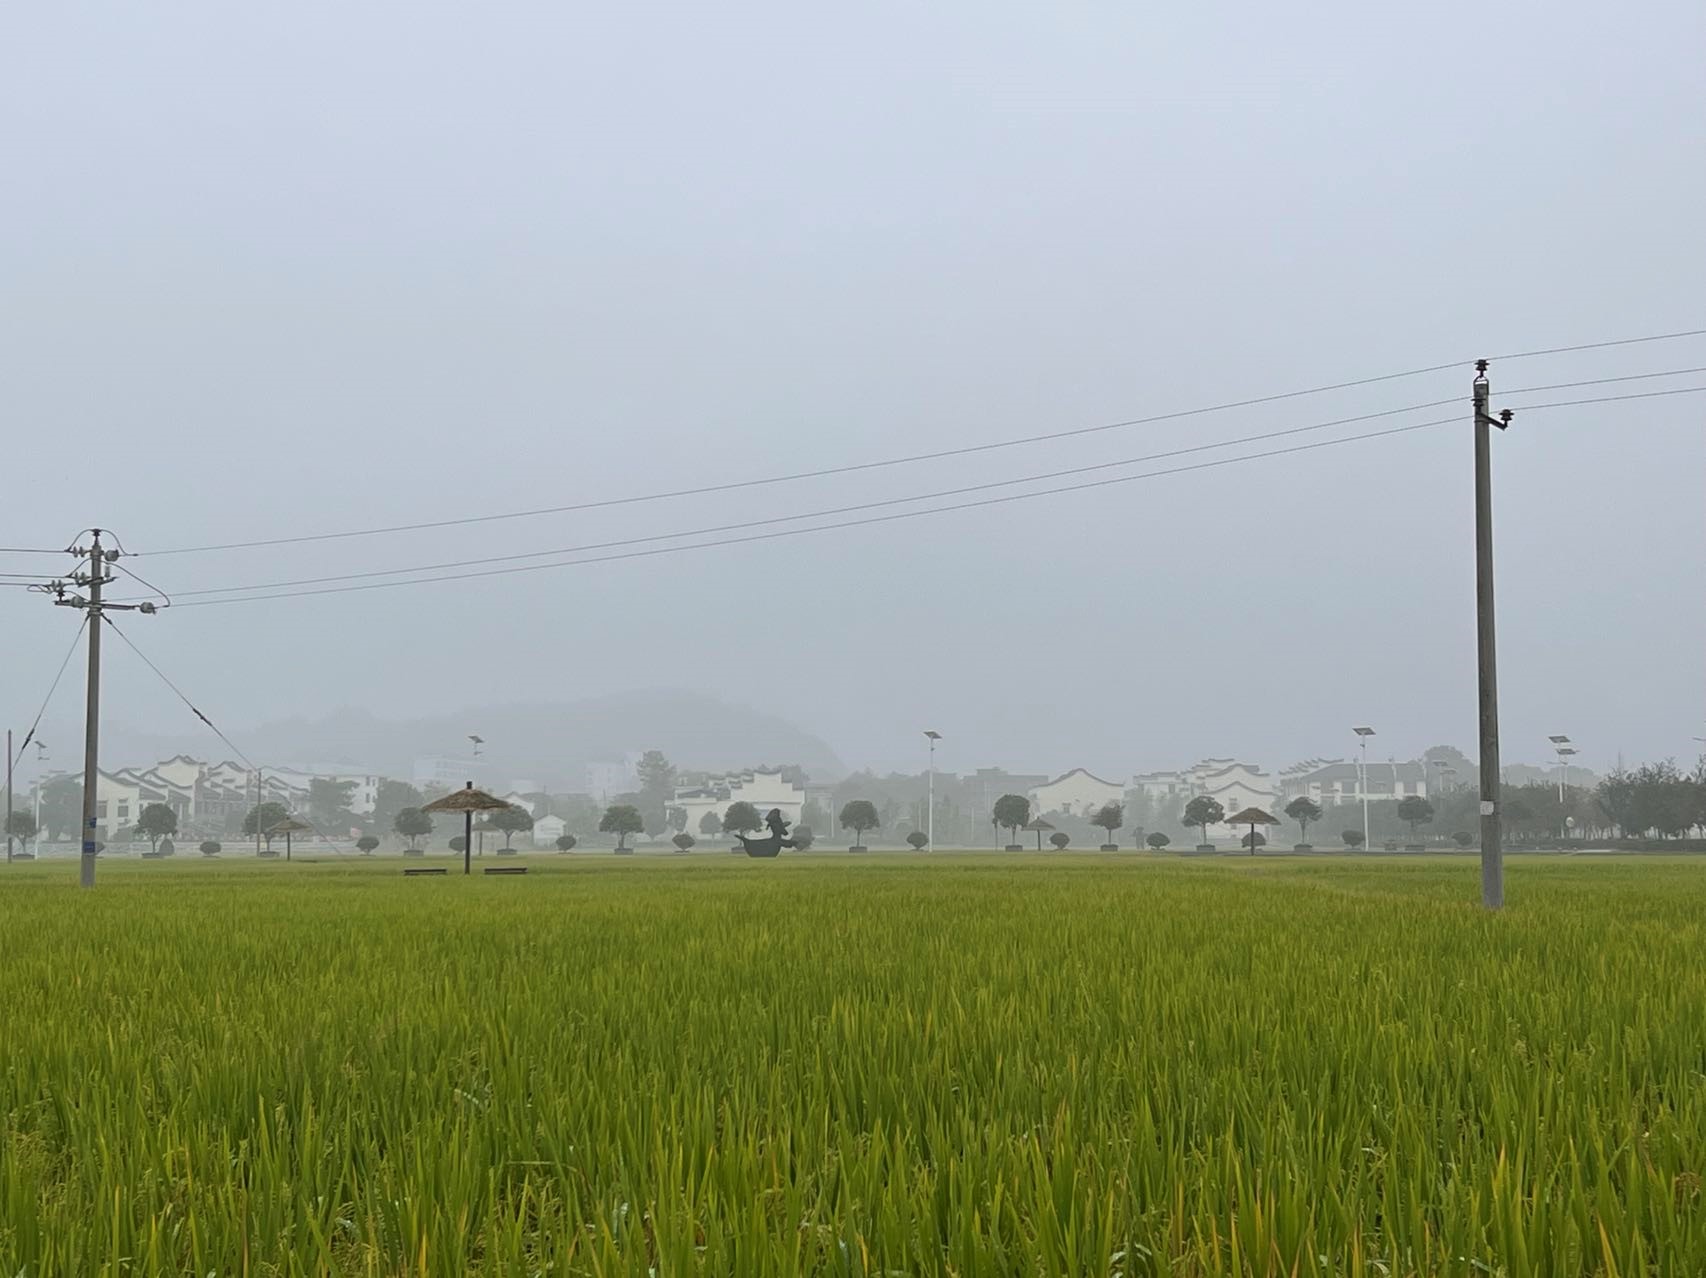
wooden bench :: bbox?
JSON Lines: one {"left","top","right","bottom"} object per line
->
{"left": 402, "top": 867, "right": 448, "bottom": 876}
{"left": 483, "top": 865, "right": 528, "bottom": 876}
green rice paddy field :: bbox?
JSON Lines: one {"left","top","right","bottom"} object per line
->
{"left": 1, "top": 853, "right": 1703, "bottom": 1276}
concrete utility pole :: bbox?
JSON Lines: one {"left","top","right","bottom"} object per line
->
{"left": 6, "top": 729, "right": 12, "bottom": 864}
{"left": 1474, "top": 363, "right": 1514, "bottom": 909}
{"left": 43, "top": 531, "right": 158, "bottom": 889}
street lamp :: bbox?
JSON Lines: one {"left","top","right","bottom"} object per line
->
{"left": 1548, "top": 734, "right": 1576, "bottom": 803}
{"left": 924, "top": 731, "right": 943, "bottom": 851}
{"left": 32, "top": 741, "right": 47, "bottom": 858}
{"left": 1353, "top": 727, "right": 1376, "bottom": 850}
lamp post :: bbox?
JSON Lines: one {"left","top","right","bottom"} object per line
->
{"left": 32, "top": 742, "right": 47, "bottom": 858}
{"left": 924, "top": 731, "right": 942, "bottom": 851}
{"left": 1548, "top": 734, "right": 1576, "bottom": 803}
{"left": 1353, "top": 727, "right": 1376, "bottom": 850}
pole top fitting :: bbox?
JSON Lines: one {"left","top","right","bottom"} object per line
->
{"left": 1474, "top": 358, "right": 1488, "bottom": 374}
{"left": 1496, "top": 408, "right": 1513, "bottom": 430}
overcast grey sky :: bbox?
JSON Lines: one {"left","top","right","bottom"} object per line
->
{"left": 4, "top": 1, "right": 1703, "bottom": 781}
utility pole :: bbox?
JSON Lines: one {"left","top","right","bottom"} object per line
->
{"left": 924, "top": 730, "right": 942, "bottom": 852}
{"left": 1474, "top": 363, "right": 1514, "bottom": 909}
{"left": 6, "top": 729, "right": 12, "bottom": 864}
{"left": 40, "top": 530, "right": 159, "bottom": 889}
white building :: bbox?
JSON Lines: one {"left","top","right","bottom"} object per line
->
{"left": 1028, "top": 768, "right": 1126, "bottom": 819}
{"left": 673, "top": 769, "right": 806, "bottom": 836}
{"left": 534, "top": 814, "right": 567, "bottom": 846}
{"left": 1130, "top": 758, "right": 1279, "bottom": 838}
{"left": 585, "top": 753, "right": 643, "bottom": 802}
{"left": 413, "top": 755, "right": 485, "bottom": 796}
{"left": 1278, "top": 759, "right": 1428, "bottom": 806}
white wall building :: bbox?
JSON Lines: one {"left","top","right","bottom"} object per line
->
{"left": 1278, "top": 759, "right": 1428, "bottom": 805}
{"left": 673, "top": 770, "right": 806, "bottom": 836}
{"left": 585, "top": 753, "right": 643, "bottom": 802}
{"left": 413, "top": 755, "right": 484, "bottom": 796}
{"left": 1131, "top": 759, "right": 1279, "bottom": 838}
{"left": 1028, "top": 768, "right": 1126, "bottom": 818}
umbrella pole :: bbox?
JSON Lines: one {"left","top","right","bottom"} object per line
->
{"left": 464, "top": 810, "right": 472, "bottom": 876}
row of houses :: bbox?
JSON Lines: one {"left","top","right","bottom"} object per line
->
{"left": 32, "top": 756, "right": 387, "bottom": 841}
{"left": 1027, "top": 756, "right": 1442, "bottom": 837}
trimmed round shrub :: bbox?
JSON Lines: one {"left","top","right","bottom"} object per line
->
{"left": 1146, "top": 832, "right": 1170, "bottom": 850}
{"left": 356, "top": 836, "right": 380, "bottom": 855}
{"left": 1049, "top": 832, "right": 1070, "bottom": 850}
{"left": 906, "top": 831, "right": 928, "bottom": 850}
{"left": 555, "top": 835, "right": 577, "bottom": 852}
{"left": 199, "top": 840, "right": 221, "bottom": 857}
{"left": 672, "top": 833, "right": 695, "bottom": 853}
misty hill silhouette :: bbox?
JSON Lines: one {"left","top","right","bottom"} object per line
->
{"left": 106, "top": 689, "right": 847, "bottom": 789}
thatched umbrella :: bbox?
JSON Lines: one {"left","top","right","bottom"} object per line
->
{"left": 1023, "top": 816, "right": 1056, "bottom": 852}
{"left": 422, "top": 782, "right": 511, "bottom": 876}
{"left": 266, "top": 817, "right": 311, "bottom": 862}
{"left": 1226, "top": 806, "right": 1279, "bottom": 857}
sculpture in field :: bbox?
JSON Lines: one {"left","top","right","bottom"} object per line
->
{"left": 733, "top": 808, "right": 796, "bottom": 859}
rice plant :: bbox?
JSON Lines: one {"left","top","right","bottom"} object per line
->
{"left": 0, "top": 854, "right": 1701, "bottom": 1275}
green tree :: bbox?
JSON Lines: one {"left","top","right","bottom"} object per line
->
{"left": 486, "top": 805, "right": 535, "bottom": 849}
{"left": 992, "top": 794, "right": 1030, "bottom": 846}
{"left": 793, "top": 825, "right": 816, "bottom": 851}
{"left": 635, "top": 750, "right": 677, "bottom": 833}
{"left": 1396, "top": 795, "right": 1435, "bottom": 841}
{"left": 1343, "top": 828, "right": 1366, "bottom": 849}
{"left": 135, "top": 803, "right": 179, "bottom": 853}
{"left": 38, "top": 776, "right": 82, "bottom": 842}
{"left": 723, "top": 801, "right": 763, "bottom": 837}
{"left": 698, "top": 810, "right": 722, "bottom": 836}
{"left": 369, "top": 779, "right": 424, "bottom": 836}
{"left": 393, "top": 807, "right": 433, "bottom": 849}
{"left": 1181, "top": 796, "right": 1224, "bottom": 846}
{"left": 244, "top": 802, "right": 290, "bottom": 849}
{"left": 1284, "top": 796, "right": 1323, "bottom": 844}
{"left": 839, "top": 800, "right": 879, "bottom": 846}
{"left": 1091, "top": 801, "right": 1124, "bottom": 846}
{"left": 1596, "top": 767, "right": 1637, "bottom": 836}
{"left": 356, "top": 835, "right": 380, "bottom": 855}
{"left": 307, "top": 778, "right": 357, "bottom": 834}
{"left": 599, "top": 804, "right": 644, "bottom": 851}
{"left": 6, "top": 810, "right": 38, "bottom": 842}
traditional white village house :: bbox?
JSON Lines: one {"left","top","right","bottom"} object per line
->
{"left": 673, "top": 769, "right": 806, "bottom": 836}
{"left": 1278, "top": 759, "right": 1429, "bottom": 805}
{"left": 1028, "top": 768, "right": 1126, "bottom": 819}
{"left": 533, "top": 814, "right": 567, "bottom": 846}
{"left": 1130, "top": 758, "right": 1279, "bottom": 838}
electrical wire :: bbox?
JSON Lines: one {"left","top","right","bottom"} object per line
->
{"left": 110, "top": 560, "right": 172, "bottom": 609}
{"left": 133, "top": 328, "right": 1706, "bottom": 559}
{"left": 1504, "top": 365, "right": 1706, "bottom": 395}
{"left": 140, "top": 396, "right": 1466, "bottom": 600}
{"left": 103, "top": 618, "right": 353, "bottom": 855}
{"left": 1490, "top": 327, "right": 1706, "bottom": 362}
{"left": 162, "top": 414, "right": 1463, "bottom": 608}
{"left": 7, "top": 614, "right": 88, "bottom": 770}
{"left": 119, "top": 383, "right": 1706, "bottom": 606}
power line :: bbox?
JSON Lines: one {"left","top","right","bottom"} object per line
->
{"left": 136, "top": 366, "right": 1471, "bottom": 557}
{"left": 134, "top": 330, "right": 1706, "bottom": 560}
{"left": 1504, "top": 365, "right": 1706, "bottom": 395}
{"left": 7, "top": 614, "right": 88, "bottom": 770}
{"left": 121, "top": 383, "right": 1706, "bottom": 606}
{"left": 1490, "top": 327, "right": 1706, "bottom": 362}
{"left": 102, "top": 618, "right": 253, "bottom": 769}
{"left": 141, "top": 396, "right": 1466, "bottom": 600}
{"left": 164, "top": 414, "right": 1464, "bottom": 608}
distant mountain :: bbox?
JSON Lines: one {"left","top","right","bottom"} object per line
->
{"left": 103, "top": 688, "right": 848, "bottom": 788}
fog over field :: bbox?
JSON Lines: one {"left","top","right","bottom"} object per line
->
{"left": 4, "top": 1, "right": 1703, "bottom": 778}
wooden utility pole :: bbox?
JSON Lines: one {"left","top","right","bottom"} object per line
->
{"left": 1473, "top": 362, "right": 1513, "bottom": 909}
